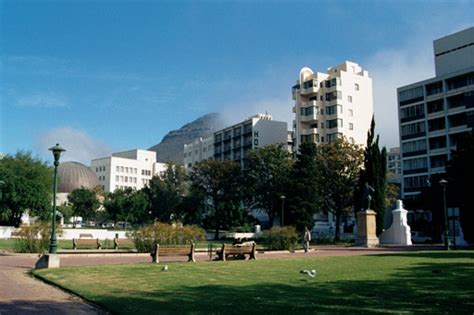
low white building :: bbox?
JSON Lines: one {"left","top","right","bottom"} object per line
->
{"left": 91, "top": 149, "right": 166, "bottom": 192}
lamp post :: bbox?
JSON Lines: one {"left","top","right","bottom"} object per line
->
{"left": 280, "top": 195, "right": 286, "bottom": 227}
{"left": 439, "top": 179, "right": 450, "bottom": 251}
{"left": 48, "top": 144, "right": 66, "bottom": 254}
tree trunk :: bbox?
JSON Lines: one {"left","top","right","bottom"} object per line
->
{"left": 334, "top": 211, "right": 341, "bottom": 242}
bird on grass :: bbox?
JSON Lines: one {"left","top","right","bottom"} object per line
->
{"left": 300, "top": 269, "right": 316, "bottom": 277}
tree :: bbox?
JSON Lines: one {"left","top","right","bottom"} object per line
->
{"left": 143, "top": 162, "right": 188, "bottom": 223}
{"left": 190, "top": 160, "right": 244, "bottom": 239}
{"left": 446, "top": 133, "right": 474, "bottom": 244}
{"left": 103, "top": 188, "right": 149, "bottom": 226}
{"left": 67, "top": 187, "right": 100, "bottom": 223}
{"left": 243, "top": 144, "right": 292, "bottom": 227}
{"left": 0, "top": 151, "right": 53, "bottom": 227}
{"left": 355, "top": 117, "right": 387, "bottom": 235}
{"left": 285, "top": 142, "right": 320, "bottom": 232}
{"left": 316, "top": 138, "right": 364, "bottom": 241}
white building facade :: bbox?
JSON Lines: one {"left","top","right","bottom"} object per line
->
{"left": 292, "top": 61, "right": 374, "bottom": 150}
{"left": 184, "top": 114, "right": 289, "bottom": 172}
{"left": 91, "top": 149, "right": 167, "bottom": 192}
{"left": 398, "top": 27, "right": 474, "bottom": 200}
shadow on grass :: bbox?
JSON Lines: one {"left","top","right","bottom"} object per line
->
{"left": 87, "top": 255, "right": 474, "bottom": 314}
{"left": 0, "top": 299, "right": 105, "bottom": 314}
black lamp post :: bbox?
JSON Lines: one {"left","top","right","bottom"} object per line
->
{"left": 280, "top": 195, "right": 286, "bottom": 226}
{"left": 439, "top": 179, "right": 450, "bottom": 251}
{"left": 48, "top": 143, "right": 65, "bottom": 254}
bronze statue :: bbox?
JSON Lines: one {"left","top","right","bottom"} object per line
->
{"left": 362, "top": 183, "right": 375, "bottom": 211}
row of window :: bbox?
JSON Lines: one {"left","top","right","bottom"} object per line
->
{"left": 96, "top": 166, "right": 106, "bottom": 172}
{"left": 115, "top": 166, "right": 138, "bottom": 174}
{"left": 115, "top": 175, "right": 138, "bottom": 184}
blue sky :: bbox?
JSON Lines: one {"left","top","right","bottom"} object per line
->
{"left": 1, "top": 0, "right": 473, "bottom": 164}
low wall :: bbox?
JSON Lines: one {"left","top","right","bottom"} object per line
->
{"left": 0, "top": 226, "right": 129, "bottom": 240}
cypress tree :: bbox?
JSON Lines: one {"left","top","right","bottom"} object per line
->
{"left": 355, "top": 116, "right": 387, "bottom": 235}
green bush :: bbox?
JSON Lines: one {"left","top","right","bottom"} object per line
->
{"left": 130, "top": 222, "right": 206, "bottom": 253}
{"left": 260, "top": 226, "right": 299, "bottom": 251}
{"left": 13, "top": 222, "right": 62, "bottom": 253}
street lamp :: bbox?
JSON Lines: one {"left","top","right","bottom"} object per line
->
{"left": 280, "top": 195, "right": 286, "bottom": 226}
{"left": 439, "top": 179, "right": 450, "bottom": 251}
{"left": 48, "top": 143, "right": 66, "bottom": 254}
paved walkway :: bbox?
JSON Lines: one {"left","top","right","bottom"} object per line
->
{"left": 0, "top": 245, "right": 441, "bottom": 314}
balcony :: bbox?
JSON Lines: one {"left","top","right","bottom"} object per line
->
{"left": 301, "top": 86, "right": 318, "bottom": 95}
{"left": 301, "top": 128, "right": 318, "bottom": 136}
{"left": 300, "top": 112, "right": 318, "bottom": 123}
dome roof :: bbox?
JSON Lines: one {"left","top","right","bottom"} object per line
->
{"left": 57, "top": 161, "right": 100, "bottom": 193}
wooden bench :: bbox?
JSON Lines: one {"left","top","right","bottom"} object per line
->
{"left": 113, "top": 237, "right": 135, "bottom": 250}
{"left": 73, "top": 238, "right": 102, "bottom": 250}
{"left": 150, "top": 243, "right": 196, "bottom": 263}
{"left": 216, "top": 242, "right": 257, "bottom": 261}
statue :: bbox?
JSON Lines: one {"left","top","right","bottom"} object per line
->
{"left": 362, "top": 183, "right": 375, "bottom": 211}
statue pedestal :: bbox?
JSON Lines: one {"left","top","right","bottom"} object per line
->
{"left": 356, "top": 210, "right": 379, "bottom": 247}
{"left": 35, "top": 254, "right": 60, "bottom": 269}
{"left": 380, "top": 200, "right": 412, "bottom": 245}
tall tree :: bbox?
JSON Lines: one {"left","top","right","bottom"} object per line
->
{"left": 285, "top": 142, "right": 320, "bottom": 232}
{"left": 0, "top": 151, "right": 53, "bottom": 227}
{"left": 355, "top": 117, "right": 387, "bottom": 235}
{"left": 243, "top": 144, "right": 292, "bottom": 227}
{"left": 316, "top": 138, "right": 364, "bottom": 241}
{"left": 67, "top": 187, "right": 100, "bottom": 222}
{"left": 446, "top": 133, "right": 474, "bottom": 244}
{"left": 143, "top": 162, "right": 188, "bottom": 223}
{"left": 190, "top": 159, "right": 244, "bottom": 239}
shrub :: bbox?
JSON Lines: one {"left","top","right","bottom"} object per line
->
{"left": 130, "top": 222, "right": 206, "bottom": 253}
{"left": 260, "top": 226, "right": 299, "bottom": 251}
{"left": 13, "top": 222, "right": 62, "bottom": 253}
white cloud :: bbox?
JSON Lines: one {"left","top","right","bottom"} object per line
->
{"left": 16, "top": 92, "right": 68, "bottom": 108}
{"left": 36, "top": 127, "right": 112, "bottom": 165}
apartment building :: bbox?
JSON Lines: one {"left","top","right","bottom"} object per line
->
{"left": 292, "top": 61, "right": 374, "bottom": 150}
{"left": 387, "top": 147, "right": 402, "bottom": 176}
{"left": 184, "top": 114, "right": 289, "bottom": 172}
{"left": 398, "top": 27, "right": 474, "bottom": 200}
{"left": 91, "top": 149, "right": 167, "bottom": 192}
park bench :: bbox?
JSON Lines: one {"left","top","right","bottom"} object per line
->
{"left": 73, "top": 234, "right": 102, "bottom": 250}
{"left": 113, "top": 237, "right": 135, "bottom": 250}
{"left": 150, "top": 243, "right": 196, "bottom": 263}
{"left": 216, "top": 242, "right": 257, "bottom": 261}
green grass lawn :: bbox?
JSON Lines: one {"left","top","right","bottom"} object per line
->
{"left": 33, "top": 251, "right": 474, "bottom": 314}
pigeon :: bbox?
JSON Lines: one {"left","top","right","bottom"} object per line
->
{"left": 300, "top": 269, "right": 316, "bottom": 277}
{"left": 162, "top": 265, "right": 169, "bottom": 271}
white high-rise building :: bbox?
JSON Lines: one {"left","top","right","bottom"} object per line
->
{"left": 292, "top": 61, "right": 374, "bottom": 150}
{"left": 184, "top": 114, "right": 289, "bottom": 172}
{"left": 398, "top": 27, "right": 474, "bottom": 200}
{"left": 91, "top": 149, "right": 167, "bottom": 192}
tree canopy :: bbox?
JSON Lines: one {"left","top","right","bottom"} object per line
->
{"left": 67, "top": 187, "right": 100, "bottom": 222}
{"left": 0, "top": 151, "right": 53, "bottom": 227}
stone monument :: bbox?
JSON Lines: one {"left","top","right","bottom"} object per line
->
{"left": 380, "top": 200, "right": 412, "bottom": 245}
{"left": 356, "top": 183, "right": 379, "bottom": 247}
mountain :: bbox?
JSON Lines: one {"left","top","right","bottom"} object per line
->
{"left": 148, "top": 113, "right": 224, "bottom": 164}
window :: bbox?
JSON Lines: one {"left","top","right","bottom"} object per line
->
{"left": 399, "top": 86, "right": 424, "bottom": 106}
{"left": 116, "top": 175, "right": 119, "bottom": 181}
{"left": 349, "top": 123, "right": 354, "bottom": 130}
{"left": 430, "top": 155, "right": 447, "bottom": 168}
{"left": 402, "top": 139, "right": 427, "bottom": 154}
{"left": 320, "top": 122, "right": 324, "bottom": 129}
{"left": 347, "top": 95, "right": 352, "bottom": 103}
{"left": 349, "top": 137, "right": 355, "bottom": 143}
{"left": 96, "top": 167, "right": 98, "bottom": 172}
{"left": 203, "top": 147, "right": 207, "bottom": 152}
{"left": 327, "top": 133, "right": 342, "bottom": 142}
{"left": 426, "top": 81, "right": 443, "bottom": 96}
{"left": 428, "top": 117, "right": 445, "bottom": 132}
{"left": 326, "top": 119, "right": 342, "bottom": 129}
{"left": 400, "top": 104, "right": 425, "bottom": 122}
{"left": 325, "top": 91, "right": 342, "bottom": 101}
{"left": 429, "top": 136, "right": 446, "bottom": 150}
{"left": 427, "top": 99, "right": 444, "bottom": 113}
{"left": 326, "top": 105, "right": 342, "bottom": 115}
{"left": 404, "top": 175, "right": 428, "bottom": 189}
{"left": 300, "top": 106, "right": 315, "bottom": 116}
{"left": 404, "top": 157, "right": 427, "bottom": 170}
{"left": 120, "top": 166, "right": 124, "bottom": 172}
{"left": 125, "top": 167, "right": 129, "bottom": 173}
{"left": 195, "top": 150, "right": 198, "bottom": 155}
{"left": 355, "top": 83, "right": 359, "bottom": 91}
{"left": 401, "top": 122, "right": 425, "bottom": 138}
{"left": 348, "top": 109, "right": 353, "bottom": 117}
